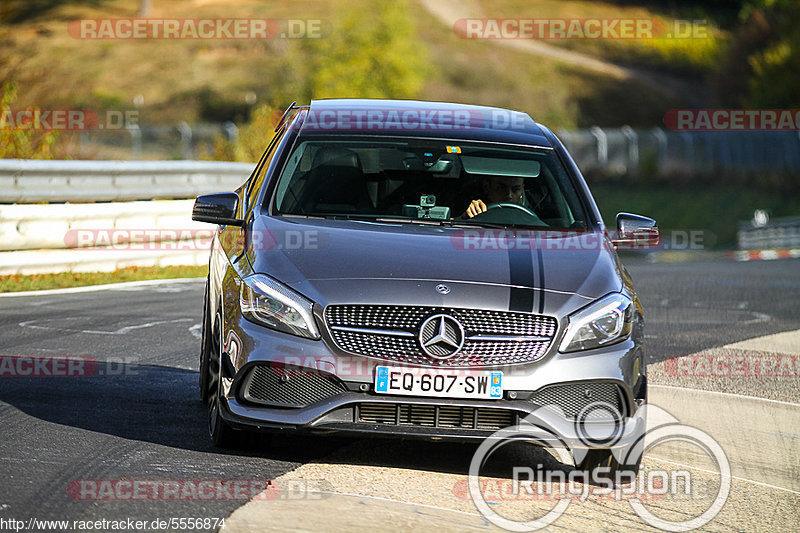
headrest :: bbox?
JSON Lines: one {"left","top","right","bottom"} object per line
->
{"left": 312, "top": 147, "right": 361, "bottom": 169}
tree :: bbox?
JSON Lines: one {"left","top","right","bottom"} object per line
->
{"left": 715, "top": 0, "right": 800, "bottom": 107}
{"left": 298, "top": 0, "right": 428, "bottom": 100}
{"left": 745, "top": 1, "right": 800, "bottom": 107}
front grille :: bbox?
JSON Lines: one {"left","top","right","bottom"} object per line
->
{"left": 529, "top": 382, "right": 626, "bottom": 420}
{"left": 357, "top": 403, "right": 516, "bottom": 431}
{"left": 325, "top": 305, "right": 557, "bottom": 367}
{"left": 241, "top": 365, "right": 347, "bottom": 408}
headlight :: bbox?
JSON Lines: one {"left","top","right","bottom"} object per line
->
{"left": 559, "top": 293, "right": 632, "bottom": 353}
{"left": 240, "top": 274, "right": 320, "bottom": 339}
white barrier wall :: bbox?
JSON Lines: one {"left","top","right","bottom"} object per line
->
{"left": 0, "top": 159, "right": 253, "bottom": 275}
{"left": 0, "top": 200, "right": 205, "bottom": 251}
{"left": 0, "top": 247, "right": 212, "bottom": 276}
{"left": 0, "top": 200, "right": 218, "bottom": 275}
{"left": 0, "top": 159, "right": 253, "bottom": 203}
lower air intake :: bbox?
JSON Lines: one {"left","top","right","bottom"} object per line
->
{"left": 241, "top": 365, "right": 347, "bottom": 408}
{"left": 357, "top": 403, "right": 516, "bottom": 431}
{"left": 529, "top": 382, "right": 626, "bottom": 420}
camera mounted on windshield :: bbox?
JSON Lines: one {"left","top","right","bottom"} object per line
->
{"left": 402, "top": 194, "right": 450, "bottom": 220}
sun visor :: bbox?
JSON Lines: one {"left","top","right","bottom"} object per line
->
{"left": 461, "top": 156, "right": 541, "bottom": 177}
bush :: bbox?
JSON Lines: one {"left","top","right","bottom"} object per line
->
{"left": 0, "top": 82, "right": 59, "bottom": 159}
{"left": 200, "top": 104, "right": 278, "bottom": 162}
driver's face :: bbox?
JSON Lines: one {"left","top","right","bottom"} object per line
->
{"left": 483, "top": 176, "right": 525, "bottom": 204}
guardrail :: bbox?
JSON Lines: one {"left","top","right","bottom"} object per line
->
{"left": 80, "top": 122, "right": 800, "bottom": 176}
{"left": 0, "top": 159, "right": 253, "bottom": 203}
{"left": 738, "top": 215, "right": 800, "bottom": 250}
{"left": 2, "top": 157, "right": 799, "bottom": 276}
{"left": 0, "top": 159, "right": 254, "bottom": 275}
{"left": 557, "top": 128, "right": 800, "bottom": 177}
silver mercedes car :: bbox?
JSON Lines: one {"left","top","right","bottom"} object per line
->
{"left": 193, "top": 99, "right": 658, "bottom": 478}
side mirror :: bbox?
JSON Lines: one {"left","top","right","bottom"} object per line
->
{"left": 612, "top": 212, "right": 660, "bottom": 249}
{"left": 192, "top": 192, "right": 243, "bottom": 226}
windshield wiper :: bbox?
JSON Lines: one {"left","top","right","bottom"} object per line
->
{"left": 374, "top": 217, "right": 453, "bottom": 226}
{"left": 286, "top": 213, "right": 543, "bottom": 230}
{"left": 448, "top": 220, "right": 528, "bottom": 230}
{"left": 318, "top": 214, "right": 382, "bottom": 221}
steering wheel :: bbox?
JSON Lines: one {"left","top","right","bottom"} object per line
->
{"left": 470, "top": 202, "right": 546, "bottom": 226}
{"left": 485, "top": 202, "right": 539, "bottom": 216}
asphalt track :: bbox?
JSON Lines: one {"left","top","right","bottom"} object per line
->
{"left": 0, "top": 256, "right": 798, "bottom": 532}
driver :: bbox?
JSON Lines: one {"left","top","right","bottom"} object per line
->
{"left": 463, "top": 176, "right": 528, "bottom": 218}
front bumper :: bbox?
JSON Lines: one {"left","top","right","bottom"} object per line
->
{"left": 219, "top": 306, "right": 647, "bottom": 448}
{"left": 220, "top": 387, "right": 647, "bottom": 450}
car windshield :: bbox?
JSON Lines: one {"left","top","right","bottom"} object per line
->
{"left": 272, "top": 137, "right": 588, "bottom": 229}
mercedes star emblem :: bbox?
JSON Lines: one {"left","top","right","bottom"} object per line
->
{"left": 419, "top": 314, "right": 465, "bottom": 359}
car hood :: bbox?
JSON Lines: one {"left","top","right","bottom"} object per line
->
{"left": 246, "top": 216, "right": 623, "bottom": 315}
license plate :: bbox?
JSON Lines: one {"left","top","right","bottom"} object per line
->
{"left": 374, "top": 366, "right": 503, "bottom": 400}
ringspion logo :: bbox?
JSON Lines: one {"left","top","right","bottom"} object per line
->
{"left": 468, "top": 404, "right": 731, "bottom": 531}
{"left": 452, "top": 475, "right": 674, "bottom": 503}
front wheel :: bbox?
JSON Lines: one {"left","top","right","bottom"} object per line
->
{"left": 198, "top": 278, "right": 213, "bottom": 403}
{"left": 208, "top": 387, "right": 240, "bottom": 448}
{"left": 204, "top": 300, "right": 241, "bottom": 448}
{"left": 575, "top": 447, "right": 641, "bottom": 485}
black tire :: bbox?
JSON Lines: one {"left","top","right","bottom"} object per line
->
{"left": 198, "top": 278, "right": 213, "bottom": 404}
{"left": 203, "top": 299, "right": 241, "bottom": 448}
{"left": 575, "top": 448, "right": 641, "bottom": 485}
{"left": 208, "top": 386, "right": 240, "bottom": 449}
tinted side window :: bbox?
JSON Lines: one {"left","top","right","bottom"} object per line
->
{"left": 244, "top": 127, "right": 285, "bottom": 215}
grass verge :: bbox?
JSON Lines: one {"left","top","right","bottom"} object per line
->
{"left": 475, "top": 0, "right": 725, "bottom": 76}
{"left": 0, "top": 265, "right": 207, "bottom": 293}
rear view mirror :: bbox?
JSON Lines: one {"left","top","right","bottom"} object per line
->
{"left": 192, "top": 192, "right": 243, "bottom": 226}
{"left": 428, "top": 157, "right": 453, "bottom": 173}
{"left": 402, "top": 155, "right": 454, "bottom": 174}
{"left": 612, "top": 212, "right": 660, "bottom": 249}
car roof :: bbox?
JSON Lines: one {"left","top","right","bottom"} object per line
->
{"left": 296, "top": 98, "right": 553, "bottom": 148}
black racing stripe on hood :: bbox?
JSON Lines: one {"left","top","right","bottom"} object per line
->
{"left": 508, "top": 248, "right": 535, "bottom": 312}
{"left": 537, "top": 247, "right": 545, "bottom": 314}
